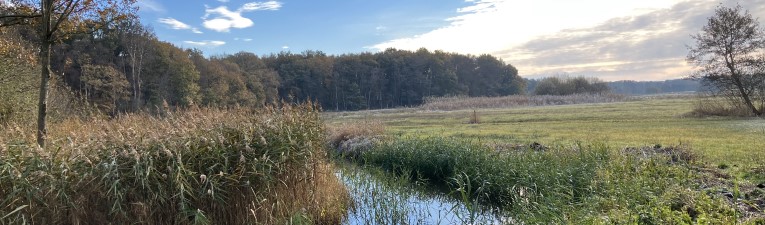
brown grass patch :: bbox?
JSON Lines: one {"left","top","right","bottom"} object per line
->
{"left": 421, "top": 94, "right": 628, "bottom": 111}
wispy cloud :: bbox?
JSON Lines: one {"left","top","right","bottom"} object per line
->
{"left": 217, "top": 0, "right": 229, "bottom": 2}
{"left": 184, "top": 40, "right": 226, "bottom": 47}
{"left": 203, "top": 1, "right": 283, "bottom": 32}
{"left": 158, "top": 18, "right": 190, "bottom": 29}
{"left": 137, "top": 0, "right": 164, "bottom": 13}
{"left": 158, "top": 18, "right": 203, "bottom": 34}
{"left": 494, "top": 0, "right": 765, "bottom": 81}
{"left": 367, "top": 0, "right": 765, "bottom": 80}
{"left": 241, "top": 1, "right": 282, "bottom": 11}
{"left": 234, "top": 38, "right": 254, "bottom": 41}
{"left": 282, "top": 46, "right": 289, "bottom": 49}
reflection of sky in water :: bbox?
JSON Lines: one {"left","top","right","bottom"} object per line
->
{"left": 337, "top": 168, "right": 512, "bottom": 225}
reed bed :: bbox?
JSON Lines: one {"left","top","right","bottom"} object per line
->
{"left": 0, "top": 103, "right": 349, "bottom": 224}
{"left": 356, "top": 137, "right": 738, "bottom": 223}
{"left": 421, "top": 94, "right": 628, "bottom": 111}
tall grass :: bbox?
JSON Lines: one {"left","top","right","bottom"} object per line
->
{"left": 421, "top": 94, "right": 628, "bottom": 111}
{"left": 358, "top": 137, "right": 738, "bottom": 223}
{"left": 0, "top": 103, "right": 349, "bottom": 224}
{"left": 362, "top": 138, "right": 607, "bottom": 213}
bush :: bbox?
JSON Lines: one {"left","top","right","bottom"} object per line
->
{"left": 0, "top": 104, "right": 349, "bottom": 224}
{"left": 533, "top": 76, "right": 610, "bottom": 96}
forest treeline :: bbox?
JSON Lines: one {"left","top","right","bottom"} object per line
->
{"left": 525, "top": 78, "right": 700, "bottom": 95}
{"left": 0, "top": 20, "right": 525, "bottom": 115}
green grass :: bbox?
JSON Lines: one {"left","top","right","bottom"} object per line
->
{"left": 325, "top": 96, "right": 765, "bottom": 223}
{"left": 325, "top": 97, "right": 765, "bottom": 170}
{"left": 349, "top": 136, "right": 738, "bottom": 223}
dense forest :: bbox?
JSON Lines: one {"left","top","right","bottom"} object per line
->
{"left": 0, "top": 18, "right": 525, "bottom": 116}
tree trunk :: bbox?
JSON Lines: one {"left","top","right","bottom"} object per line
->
{"left": 36, "top": 0, "right": 53, "bottom": 148}
{"left": 732, "top": 75, "right": 762, "bottom": 116}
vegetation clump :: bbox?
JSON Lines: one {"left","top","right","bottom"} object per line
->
{"left": 354, "top": 137, "right": 740, "bottom": 223}
{"left": 0, "top": 103, "right": 350, "bottom": 224}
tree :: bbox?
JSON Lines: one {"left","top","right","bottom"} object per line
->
{"left": 1, "top": 0, "right": 137, "bottom": 147}
{"left": 143, "top": 41, "right": 200, "bottom": 108}
{"left": 80, "top": 64, "right": 129, "bottom": 114}
{"left": 688, "top": 4, "right": 765, "bottom": 116}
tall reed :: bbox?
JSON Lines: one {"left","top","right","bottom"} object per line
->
{"left": 0, "top": 103, "right": 349, "bottom": 224}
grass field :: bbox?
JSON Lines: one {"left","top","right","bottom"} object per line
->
{"left": 325, "top": 95, "right": 765, "bottom": 223}
{"left": 325, "top": 97, "right": 765, "bottom": 171}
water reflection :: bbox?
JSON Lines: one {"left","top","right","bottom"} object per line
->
{"left": 336, "top": 164, "right": 511, "bottom": 225}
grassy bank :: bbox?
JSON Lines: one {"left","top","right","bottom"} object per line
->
{"left": 325, "top": 96, "right": 765, "bottom": 223}
{"left": 325, "top": 97, "right": 765, "bottom": 170}
{"left": 0, "top": 104, "right": 349, "bottom": 224}
{"left": 353, "top": 137, "right": 745, "bottom": 223}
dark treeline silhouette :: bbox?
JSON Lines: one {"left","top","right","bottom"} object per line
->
{"left": 527, "top": 76, "right": 610, "bottom": 95}
{"left": 1, "top": 20, "right": 526, "bottom": 113}
{"left": 263, "top": 49, "right": 525, "bottom": 110}
{"left": 525, "top": 77, "right": 700, "bottom": 96}
{"left": 607, "top": 79, "right": 700, "bottom": 95}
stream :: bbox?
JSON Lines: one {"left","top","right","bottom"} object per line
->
{"left": 335, "top": 164, "right": 511, "bottom": 225}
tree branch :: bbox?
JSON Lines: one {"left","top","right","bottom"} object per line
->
{"left": 49, "top": 0, "right": 79, "bottom": 36}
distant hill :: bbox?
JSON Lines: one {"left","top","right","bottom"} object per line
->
{"left": 606, "top": 79, "right": 700, "bottom": 95}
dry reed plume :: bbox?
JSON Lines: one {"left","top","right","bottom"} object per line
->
{"left": 0, "top": 103, "right": 350, "bottom": 224}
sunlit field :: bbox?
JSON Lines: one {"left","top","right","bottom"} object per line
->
{"left": 325, "top": 96, "right": 765, "bottom": 169}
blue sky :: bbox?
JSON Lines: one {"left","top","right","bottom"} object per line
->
{"left": 138, "top": 0, "right": 765, "bottom": 81}
{"left": 138, "top": 0, "right": 468, "bottom": 55}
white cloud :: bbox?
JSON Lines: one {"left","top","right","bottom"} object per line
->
{"left": 282, "top": 46, "right": 289, "bottom": 49}
{"left": 158, "top": 18, "right": 190, "bottom": 29}
{"left": 203, "top": 1, "right": 282, "bottom": 32}
{"left": 158, "top": 18, "right": 203, "bottom": 34}
{"left": 368, "top": 0, "right": 707, "bottom": 80}
{"left": 371, "top": 0, "right": 684, "bottom": 54}
{"left": 203, "top": 6, "right": 254, "bottom": 32}
{"left": 241, "top": 1, "right": 282, "bottom": 11}
{"left": 137, "top": 0, "right": 164, "bottom": 13}
{"left": 217, "top": 0, "right": 229, "bottom": 2}
{"left": 243, "top": 38, "right": 253, "bottom": 41}
{"left": 184, "top": 40, "right": 226, "bottom": 47}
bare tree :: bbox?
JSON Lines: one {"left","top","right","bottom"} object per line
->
{"left": 1, "top": 0, "right": 136, "bottom": 147}
{"left": 688, "top": 4, "right": 765, "bottom": 116}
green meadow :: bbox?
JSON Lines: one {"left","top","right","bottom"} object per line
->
{"left": 325, "top": 96, "right": 765, "bottom": 224}
{"left": 325, "top": 97, "right": 765, "bottom": 169}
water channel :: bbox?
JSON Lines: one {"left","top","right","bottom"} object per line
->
{"left": 336, "top": 164, "right": 512, "bottom": 225}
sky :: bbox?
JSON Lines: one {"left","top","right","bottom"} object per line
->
{"left": 137, "top": 0, "right": 765, "bottom": 81}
